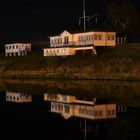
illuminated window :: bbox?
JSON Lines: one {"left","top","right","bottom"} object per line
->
{"left": 64, "top": 105, "right": 70, "bottom": 113}
{"left": 63, "top": 95, "right": 67, "bottom": 101}
{"left": 94, "top": 34, "right": 97, "bottom": 40}
{"left": 107, "top": 35, "right": 111, "bottom": 40}
{"left": 86, "top": 35, "right": 89, "bottom": 41}
{"left": 112, "top": 110, "right": 116, "bottom": 115}
{"left": 89, "top": 35, "right": 93, "bottom": 40}
{"left": 64, "top": 36, "right": 69, "bottom": 44}
{"left": 108, "top": 110, "right": 111, "bottom": 115}
{"left": 98, "top": 35, "right": 102, "bottom": 40}
{"left": 52, "top": 103, "right": 54, "bottom": 109}
{"left": 95, "top": 111, "right": 99, "bottom": 117}
{"left": 111, "top": 35, "right": 115, "bottom": 40}
{"left": 99, "top": 111, "right": 103, "bottom": 116}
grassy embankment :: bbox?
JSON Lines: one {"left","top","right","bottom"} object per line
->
{"left": 0, "top": 43, "right": 140, "bottom": 80}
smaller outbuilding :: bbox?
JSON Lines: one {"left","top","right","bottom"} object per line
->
{"left": 5, "top": 43, "right": 31, "bottom": 57}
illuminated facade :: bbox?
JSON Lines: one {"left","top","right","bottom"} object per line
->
{"left": 5, "top": 43, "right": 31, "bottom": 57}
{"left": 49, "top": 30, "right": 116, "bottom": 47}
{"left": 43, "top": 30, "right": 116, "bottom": 57}
{"left": 43, "top": 46, "right": 95, "bottom": 56}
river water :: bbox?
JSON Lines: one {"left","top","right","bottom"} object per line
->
{"left": 0, "top": 79, "right": 140, "bottom": 140}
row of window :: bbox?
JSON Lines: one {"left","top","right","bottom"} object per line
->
{"left": 50, "top": 34, "right": 115, "bottom": 45}
{"left": 5, "top": 45, "right": 19, "bottom": 50}
{"left": 6, "top": 95, "right": 20, "bottom": 101}
{"left": 78, "top": 34, "right": 115, "bottom": 41}
{"left": 46, "top": 49, "right": 60, "bottom": 54}
{"left": 50, "top": 38, "right": 62, "bottom": 44}
{"left": 79, "top": 108, "right": 116, "bottom": 117}
{"left": 51, "top": 102, "right": 70, "bottom": 113}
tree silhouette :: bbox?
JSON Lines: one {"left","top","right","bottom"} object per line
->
{"left": 107, "top": 1, "right": 140, "bottom": 41}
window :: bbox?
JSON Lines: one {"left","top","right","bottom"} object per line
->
{"left": 108, "top": 110, "right": 111, "bottom": 115}
{"left": 51, "top": 39, "right": 53, "bottom": 44}
{"left": 89, "top": 35, "right": 93, "bottom": 41}
{"left": 107, "top": 35, "right": 112, "bottom": 40}
{"left": 16, "top": 45, "right": 18, "bottom": 49}
{"left": 78, "top": 36, "right": 80, "bottom": 41}
{"left": 94, "top": 34, "right": 97, "bottom": 40}
{"left": 111, "top": 35, "right": 115, "bottom": 40}
{"left": 58, "top": 38, "right": 62, "bottom": 44}
{"left": 86, "top": 35, "right": 89, "bottom": 41}
{"left": 112, "top": 110, "right": 116, "bottom": 115}
{"left": 64, "top": 105, "right": 70, "bottom": 113}
{"left": 95, "top": 111, "right": 99, "bottom": 117}
{"left": 98, "top": 35, "right": 102, "bottom": 40}
{"left": 63, "top": 95, "right": 67, "bottom": 101}
{"left": 99, "top": 111, "right": 103, "bottom": 116}
{"left": 64, "top": 36, "right": 69, "bottom": 44}
{"left": 52, "top": 103, "right": 54, "bottom": 109}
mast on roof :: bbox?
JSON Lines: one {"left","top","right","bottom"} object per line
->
{"left": 83, "top": 0, "right": 86, "bottom": 30}
{"left": 79, "top": 0, "right": 99, "bottom": 31}
{"left": 79, "top": 0, "right": 89, "bottom": 31}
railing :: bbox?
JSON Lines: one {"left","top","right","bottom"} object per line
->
{"left": 50, "top": 41, "right": 94, "bottom": 47}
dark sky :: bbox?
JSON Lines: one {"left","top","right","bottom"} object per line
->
{"left": 0, "top": 0, "right": 139, "bottom": 42}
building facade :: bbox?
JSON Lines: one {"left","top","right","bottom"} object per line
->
{"left": 5, "top": 43, "right": 31, "bottom": 57}
{"left": 49, "top": 30, "right": 116, "bottom": 48}
{"left": 43, "top": 46, "right": 95, "bottom": 57}
{"left": 43, "top": 30, "right": 116, "bottom": 57}
{"left": 6, "top": 92, "right": 32, "bottom": 103}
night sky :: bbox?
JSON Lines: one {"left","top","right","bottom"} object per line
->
{"left": 0, "top": 0, "right": 139, "bottom": 43}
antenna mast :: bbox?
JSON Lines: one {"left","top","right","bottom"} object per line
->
{"left": 79, "top": 0, "right": 99, "bottom": 30}
{"left": 79, "top": 0, "right": 89, "bottom": 30}
{"left": 83, "top": 0, "right": 86, "bottom": 31}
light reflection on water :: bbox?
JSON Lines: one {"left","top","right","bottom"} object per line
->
{"left": 0, "top": 79, "right": 140, "bottom": 140}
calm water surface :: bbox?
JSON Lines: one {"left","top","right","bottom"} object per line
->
{"left": 0, "top": 80, "right": 140, "bottom": 140}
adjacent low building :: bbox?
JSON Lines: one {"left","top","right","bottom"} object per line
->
{"left": 6, "top": 91, "right": 32, "bottom": 103}
{"left": 5, "top": 43, "right": 31, "bottom": 57}
{"left": 43, "top": 46, "right": 96, "bottom": 56}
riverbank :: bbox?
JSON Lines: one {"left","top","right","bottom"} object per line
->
{"left": 0, "top": 43, "right": 140, "bottom": 80}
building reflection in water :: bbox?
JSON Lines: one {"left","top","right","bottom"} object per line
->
{"left": 6, "top": 91, "right": 32, "bottom": 103}
{"left": 44, "top": 93, "right": 116, "bottom": 120}
{"left": 44, "top": 93, "right": 127, "bottom": 140}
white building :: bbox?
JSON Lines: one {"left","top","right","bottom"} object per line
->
{"left": 49, "top": 30, "right": 116, "bottom": 48}
{"left": 5, "top": 43, "right": 31, "bottom": 57}
{"left": 44, "top": 93, "right": 116, "bottom": 120}
{"left": 43, "top": 46, "right": 95, "bottom": 57}
{"left": 43, "top": 29, "right": 116, "bottom": 57}
{"left": 6, "top": 92, "right": 32, "bottom": 103}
